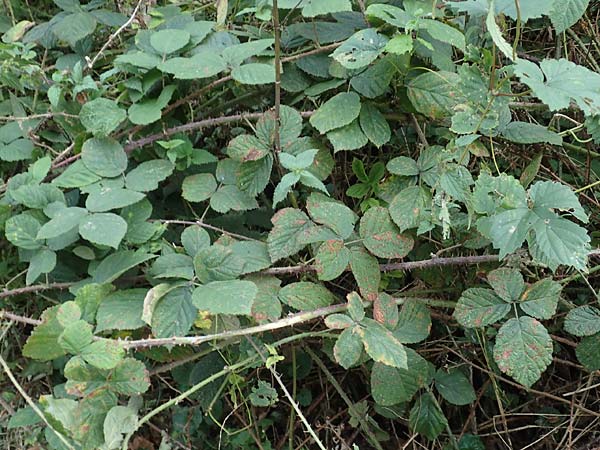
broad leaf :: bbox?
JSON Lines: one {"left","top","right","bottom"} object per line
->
{"left": 81, "top": 138, "right": 128, "bottom": 178}
{"left": 519, "top": 278, "right": 561, "bottom": 320}
{"left": 315, "top": 240, "right": 350, "bottom": 281}
{"left": 79, "top": 98, "right": 126, "bottom": 136}
{"left": 434, "top": 369, "right": 476, "bottom": 406}
{"left": 278, "top": 282, "right": 335, "bottom": 311}
{"left": 409, "top": 393, "right": 448, "bottom": 440}
{"left": 331, "top": 29, "right": 388, "bottom": 69}
{"left": 493, "top": 316, "right": 553, "bottom": 387}
{"left": 333, "top": 326, "right": 363, "bottom": 369}
{"left": 267, "top": 208, "right": 312, "bottom": 262}
{"left": 309, "top": 92, "right": 361, "bottom": 134}
{"left": 564, "top": 306, "right": 600, "bottom": 337}
{"left": 359, "top": 319, "right": 408, "bottom": 369}
{"left": 193, "top": 280, "right": 257, "bottom": 315}
{"left": 79, "top": 213, "right": 127, "bottom": 249}
{"left": 454, "top": 288, "right": 511, "bottom": 328}
{"left": 359, "top": 206, "right": 414, "bottom": 258}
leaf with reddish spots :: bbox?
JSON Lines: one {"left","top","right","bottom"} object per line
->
{"left": 493, "top": 317, "right": 552, "bottom": 387}
{"left": 359, "top": 206, "right": 414, "bottom": 259}
{"left": 267, "top": 208, "right": 313, "bottom": 262}
{"left": 227, "top": 134, "right": 270, "bottom": 162}
{"left": 453, "top": 288, "right": 510, "bottom": 328}
{"left": 373, "top": 293, "right": 398, "bottom": 329}
{"left": 349, "top": 247, "right": 380, "bottom": 301}
{"left": 487, "top": 267, "right": 524, "bottom": 302}
{"left": 315, "top": 239, "right": 350, "bottom": 281}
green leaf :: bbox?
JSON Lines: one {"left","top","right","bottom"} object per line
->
{"left": 564, "top": 306, "right": 600, "bottom": 337}
{"left": 182, "top": 173, "right": 217, "bottom": 202}
{"left": 193, "top": 280, "right": 257, "bottom": 315}
{"left": 267, "top": 208, "right": 312, "bottom": 262}
{"left": 75, "top": 283, "right": 114, "bottom": 323}
{"left": 85, "top": 187, "right": 144, "bottom": 212}
{"left": 350, "top": 55, "right": 399, "bottom": 98}
{"left": 125, "top": 159, "right": 174, "bottom": 192}
{"left": 249, "top": 380, "right": 278, "bottom": 407}
{"left": 359, "top": 206, "right": 414, "bottom": 259}
{"left": 81, "top": 339, "right": 124, "bottom": 370}
{"left": 520, "top": 152, "right": 543, "bottom": 188}
{"left": 359, "top": 319, "right": 408, "bottom": 369}
{"left": 194, "top": 244, "right": 244, "bottom": 283}
{"left": 230, "top": 241, "right": 272, "bottom": 274}
{"left": 158, "top": 52, "right": 226, "bottom": 79}
{"left": 65, "top": 357, "right": 149, "bottom": 395}
{"left": 530, "top": 181, "right": 588, "bottom": 223}
{"left": 453, "top": 288, "right": 511, "bottom": 328}
{"left": 307, "top": 193, "right": 356, "bottom": 239}
{"left": 52, "top": 160, "right": 101, "bottom": 188}
{"left": 150, "top": 29, "right": 190, "bottom": 54}
{"left": 301, "top": 0, "right": 351, "bottom": 17}
{"left": 128, "top": 85, "right": 176, "bottom": 125}
{"left": 493, "top": 316, "right": 553, "bottom": 387}
{"left": 23, "top": 306, "right": 67, "bottom": 361}
{"left": 333, "top": 326, "right": 363, "bottom": 369}
{"left": 5, "top": 213, "right": 42, "bottom": 250}
{"left": 434, "top": 369, "right": 476, "bottom": 405}
{"left": 227, "top": 134, "right": 269, "bottom": 162}
{"left": 26, "top": 248, "right": 57, "bottom": 285}
{"left": 549, "top": 0, "right": 590, "bottom": 34}
{"left": 222, "top": 38, "right": 274, "bottom": 67}
{"left": 487, "top": 267, "right": 524, "bottom": 302}
{"left": 231, "top": 63, "right": 276, "bottom": 85}
{"left": 347, "top": 291, "right": 365, "bottom": 322}
{"left": 273, "top": 172, "right": 299, "bottom": 207}
{"left": 79, "top": 213, "right": 127, "bottom": 249}
{"left": 92, "top": 251, "right": 156, "bottom": 284}
{"left": 349, "top": 247, "right": 380, "bottom": 302}
{"left": 278, "top": 282, "right": 335, "bottom": 311}
{"left": 385, "top": 34, "right": 413, "bottom": 55}
{"left": 309, "top": 92, "right": 361, "bottom": 134}
{"left": 315, "top": 240, "right": 350, "bottom": 281}
{"left": 115, "top": 51, "right": 161, "bottom": 69}
{"left": 0, "top": 138, "right": 34, "bottom": 161}
{"left": 210, "top": 185, "right": 258, "bottom": 213}
{"left": 79, "top": 98, "right": 126, "bottom": 136}
{"left": 407, "top": 71, "right": 461, "bottom": 119}
{"left": 331, "top": 29, "right": 388, "bottom": 69}
{"left": 59, "top": 320, "right": 93, "bottom": 354}
{"left": 249, "top": 275, "right": 282, "bottom": 323}
{"left": 486, "top": 0, "right": 514, "bottom": 61}
{"left": 393, "top": 300, "right": 431, "bottom": 344}
{"left": 530, "top": 212, "right": 590, "bottom": 271}
{"left": 152, "top": 286, "right": 196, "bottom": 338}
{"left": 409, "top": 392, "right": 448, "bottom": 440}
{"left": 501, "top": 122, "right": 562, "bottom": 145}
{"left": 576, "top": 333, "right": 600, "bottom": 371}
{"left": 476, "top": 208, "right": 533, "bottom": 258}
{"left": 237, "top": 154, "right": 274, "bottom": 196}
{"left": 420, "top": 19, "right": 465, "bottom": 51}
{"left": 389, "top": 186, "right": 431, "bottom": 232}
{"left": 81, "top": 137, "right": 128, "bottom": 178}
{"left": 181, "top": 226, "right": 211, "bottom": 257}
{"left": 326, "top": 120, "right": 369, "bottom": 152}
{"left": 37, "top": 207, "right": 88, "bottom": 240}
{"left": 365, "top": 4, "right": 411, "bottom": 27}
{"left": 7, "top": 406, "right": 42, "bottom": 429}
{"left": 359, "top": 103, "right": 391, "bottom": 148}
{"left": 96, "top": 289, "right": 146, "bottom": 332}
{"left": 53, "top": 12, "right": 96, "bottom": 46}
{"left": 519, "top": 278, "right": 561, "bottom": 320}
{"left": 514, "top": 58, "right": 600, "bottom": 116}
{"left": 371, "top": 349, "right": 434, "bottom": 406}
{"left": 103, "top": 405, "right": 138, "bottom": 450}
{"left": 150, "top": 254, "right": 194, "bottom": 280}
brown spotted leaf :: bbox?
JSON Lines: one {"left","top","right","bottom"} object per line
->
{"left": 267, "top": 208, "right": 313, "bottom": 262}
{"left": 359, "top": 206, "right": 414, "bottom": 259}
{"left": 453, "top": 288, "right": 510, "bottom": 328}
{"left": 333, "top": 326, "right": 363, "bottom": 369}
{"left": 349, "top": 247, "right": 380, "bottom": 301}
{"left": 315, "top": 240, "right": 350, "bottom": 281}
{"left": 493, "top": 316, "right": 552, "bottom": 387}
{"left": 519, "top": 278, "right": 561, "bottom": 320}
{"left": 487, "top": 267, "right": 524, "bottom": 302}
{"left": 226, "top": 134, "right": 270, "bottom": 162}
{"left": 358, "top": 318, "right": 407, "bottom": 369}
{"left": 373, "top": 292, "right": 398, "bottom": 329}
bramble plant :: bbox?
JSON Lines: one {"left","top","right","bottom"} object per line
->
{"left": 1, "top": 0, "right": 599, "bottom": 449}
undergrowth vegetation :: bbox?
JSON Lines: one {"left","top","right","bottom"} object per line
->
{"left": 1, "top": 0, "right": 600, "bottom": 449}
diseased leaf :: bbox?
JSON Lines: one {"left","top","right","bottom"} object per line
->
{"left": 360, "top": 206, "right": 414, "bottom": 259}
{"left": 315, "top": 240, "right": 350, "bottom": 281}
{"left": 576, "top": 333, "right": 600, "bottom": 371}
{"left": 23, "top": 306, "right": 66, "bottom": 361}
{"left": 454, "top": 288, "right": 511, "bottom": 328}
{"left": 493, "top": 316, "right": 553, "bottom": 387}
{"left": 182, "top": 173, "right": 217, "bottom": 202}
{"left": 79, "top": 98, "right": 126, "bottom": 136}
{"left": 307, "top": 193, "right": 356, "bottom": 239}
{"left": 331, "top": 29, "right": 388, "bottom": 70}
{"left": 267, "top": 208, "right": 312, "bottom": 262}
{"left": 389, "top": 186, "right": 431, "bottom": 232}
{"left": 394, "top": 300, "right": 431, "bottom": 344}
{"left": 407, "top": 71, "right": 462, "bottom": 119}
{"left": 359, "top": 319, "right": 407, "bottom": 369}
{"left": 487, "top": 268, "right": 524, "bottom": 302}
{"left": 349, "top": 247, "right": 380, "bottom": 302}
{"left": 151, "top": 286, "right": 196, "bottom": 338}
{"left": 333, "top": 326, "right": 363, "bottom": 369}
{"left": 564, "top": 306, "right": 600, "bottom": 337}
